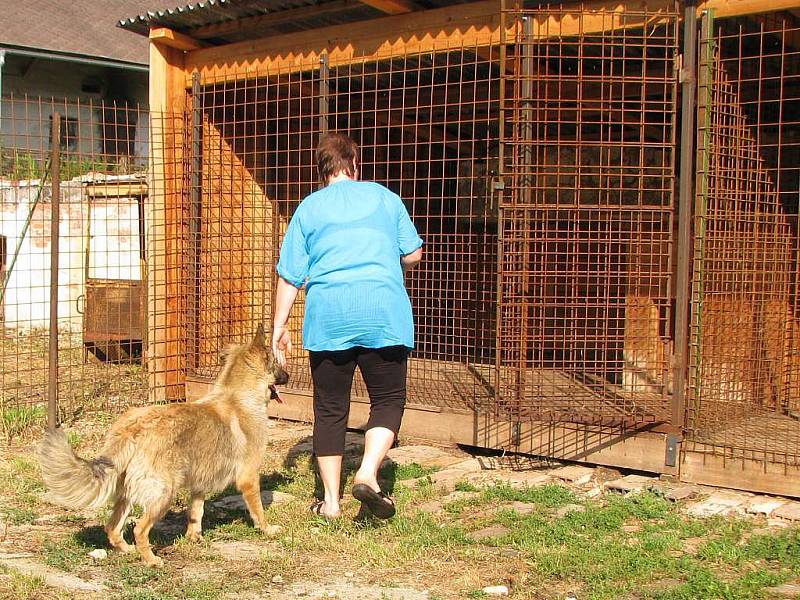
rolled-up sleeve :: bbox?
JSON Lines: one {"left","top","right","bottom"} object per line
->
{"left": 276, "top": 210, "right": 309, "bottom": 288}
{"left": 396, "top": 197, "right": 423, "bottom": 256}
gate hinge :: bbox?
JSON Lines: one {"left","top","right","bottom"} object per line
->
{"left": 675, "top": 53, "right": 694, "bottom": 85}
{"left": 664, "top": 433, "right": 680, "bottom": 467}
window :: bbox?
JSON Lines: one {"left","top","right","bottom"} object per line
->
{"left": 49, "top": 115, "right": 78, "bottom": 151}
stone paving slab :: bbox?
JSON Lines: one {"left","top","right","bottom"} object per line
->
{"left": 686, "top": 491, "right": 751, "bottom": 518}
{"left": 773, "top": 501, "right": 800, "bottom": 522}
{"left": 495, "top": 501, "right": 537, "bottom": 516}
{"left": 484, "top": 470, "right": 553, "bottom": 489}
{"left": 555, "top": 504, "right": 586, "bottom": 519}
{"left": 416, "top": 491, "right": 480, "bottom": 514}
{"left": 746, "top": 495, "right": 788, "bottom": 516}
{"left": 385, "top": 445, "right": 466, "bottom": 469}
{"left": 764, "top": 583, "right": 800, "bottom": 598}
{"left": 468, "top": 524, "right": 511, "bottom": 542}
{"left": 0, "top": 552, "right": 107, "bottom": 594}
{"left": 211, "top": 540, "right": 275, "bottom": 561}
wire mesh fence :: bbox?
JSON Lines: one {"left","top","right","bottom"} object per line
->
{"left": 174, "top": 42, "right": 502, "bottom": 413}
{"left": 687, "top": 11, "right": 800, "bottom": 466}
{"left": 498, "top": 6, "right": 679, "bottom": 427}
{"left": 1, "top": 5, "right": 799, "bottom": 481}
{"left": 0, "top": 95, "right": 149, "bottom": 438}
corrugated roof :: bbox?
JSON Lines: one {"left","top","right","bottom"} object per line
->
{"left": 119, "top": 0, "right": 330, "bottom": 36}
{"left": 0, "top": 0, "right": 169, "bottom": 65}
{"left": 118, "top": 0, "right": 473, "bottom": 44}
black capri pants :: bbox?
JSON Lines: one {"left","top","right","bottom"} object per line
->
{"left": 310, "top": 345, "right": 408, "bottom": 457}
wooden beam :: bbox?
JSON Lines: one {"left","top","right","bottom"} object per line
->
{"left": 185, "top": 0, "right": 503, "bottom": 83}
{"left": 702, "top": 0, "right": 800, "bottom": 17}
{"left": 148, "top": 39, "right": 188, "bottom": 402}
{"left": 358, "top": 0, "right": 420, "bottom": 15}
{"left": 149, "top": 27, "right": 208, "bottom": 51}
{"left": 681, "top": 450, "right": 800, "bottom": 498}
{"left": 192, "top": 0, "right": 360, "bottom": 39}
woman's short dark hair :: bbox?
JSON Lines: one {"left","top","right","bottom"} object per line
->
{"left": 316, "top": 132, "right": 358, "bottom": 185}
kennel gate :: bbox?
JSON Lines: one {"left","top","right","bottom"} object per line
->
{"left": 178, "top": 4, "right": 686, "bottom": 460}
{"left": 682, "top": 9, "right": 800, "bottom": 485}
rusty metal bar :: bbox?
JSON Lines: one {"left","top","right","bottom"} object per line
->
{"left": 47, "top": 111, "right": 61, "bottom": 430}
{"left": 319, "top": 52, "right": 329, "bottom": 134}
{"left": 189, "top": 71, "right": 203, "bottom": 372}
{"left": 669, "top": 0, "right": 699, "bottom": 463}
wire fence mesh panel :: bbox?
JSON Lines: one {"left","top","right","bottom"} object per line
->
{"left": 688, "top": 11, "right": 800, "bottom": 467}
{"left": 187, "top": 44, "right": 501, "bottom": 413}
{"left": 499, "top": 6, "right": 679, "bottom": 427}
{"left": 0, "top": 95, "right": 149, "bottom": 438}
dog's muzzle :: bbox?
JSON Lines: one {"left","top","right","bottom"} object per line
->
{"left": 269, "top": 368, "right": 289, "bottom": 403}
{"left": 269, "top": 385, "right": 283, "bottom": 403}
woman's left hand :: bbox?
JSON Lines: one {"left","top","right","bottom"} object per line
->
{"left": 272, "top": 325, "right": 292, "bottom": 367}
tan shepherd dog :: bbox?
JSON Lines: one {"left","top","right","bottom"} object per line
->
{"left": 37, "top": 325, "right": 289, "bottom": 567}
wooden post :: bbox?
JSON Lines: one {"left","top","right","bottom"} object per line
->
{"left": 148, "top": 37, "right": 187, "bottom": 402}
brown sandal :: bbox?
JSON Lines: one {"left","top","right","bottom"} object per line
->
{"left": 351, "top": 484, "right": 396, "bottom": 519}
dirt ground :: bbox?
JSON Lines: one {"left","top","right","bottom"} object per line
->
{"left": 0, "top": 415, "right": 799, "bottom": 600}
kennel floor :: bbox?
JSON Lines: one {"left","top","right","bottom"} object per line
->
{"left": 687, "top": 412, "right": 800, "bottom": 463}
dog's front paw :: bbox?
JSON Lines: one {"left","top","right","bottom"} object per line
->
{"left": 143, "top": 555, "right": 164, "bottom": 568}
{"left": 185, "top": 531, "right": 203, "bottom": 543}
{"left": 115, "top": 542, "right": 134, "bottom": 554}
{"left": 260, "top": 524, "right": 283, "bottom": 538}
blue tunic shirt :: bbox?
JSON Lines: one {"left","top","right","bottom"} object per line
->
{"left": 276, "top": 180, "right": 423, "bottom": 352}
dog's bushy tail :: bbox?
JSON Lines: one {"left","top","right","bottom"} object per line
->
{"left": 37, "top": 428, "right": 125, "bottom": 511}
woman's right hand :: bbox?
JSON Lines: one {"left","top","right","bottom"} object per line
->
{"left": 272, "top": 325, "right": 292, "bottom": 368}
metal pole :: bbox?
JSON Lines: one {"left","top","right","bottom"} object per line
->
{"left": 189, "top": 72, "right": 203, "bottom": 372}
{"left": 319, "top": 53, "right": 330, "bottom": 135}
{"left": 0, "top": 51, "right": 5, "bottom": 123}
{"left": 47, "top": 113, "right": 61, "bottom": 430}
{"left": 668, "top": 0, "right": 699, "bottom": 466}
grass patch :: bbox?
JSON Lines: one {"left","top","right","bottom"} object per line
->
{"left": 40, "top": 536, "right": 92, "bottom": 572}
{"left": 483, "top": 482, "right": 578, "bottom": 508}
{"left": 2, "top": 506, "right": 38, "bottom": 525}
{"left": 384, "top": 462, "right": 439, "bottom": 481}
{"left": 3, "top": 423, "right": 799, "bottom": 600}
{"left": 0, "top": 565, "right": 48, "bottom": 600}
{"left": 1, "top": 405, "right": 46, "bottom": 439}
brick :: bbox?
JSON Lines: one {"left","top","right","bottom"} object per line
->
{"left": 605, "top": 474, "right": 656, "bottom": 494}
{"left": 550, "top": 465, "right": 594, "bottom": 485}
{"left": 665, "top": 485, "right": 700, "bottom": 502}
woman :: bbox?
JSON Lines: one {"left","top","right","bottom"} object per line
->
{"left": 271, "top": 132, "right": 423, "bottom": 520}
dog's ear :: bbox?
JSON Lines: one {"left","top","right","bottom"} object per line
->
{"left": 253, "top": 323, "right": 266, "bottom": 348}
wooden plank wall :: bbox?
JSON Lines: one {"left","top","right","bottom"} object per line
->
{"left": 196, "top": 120, "right": 274, "bottom": 374}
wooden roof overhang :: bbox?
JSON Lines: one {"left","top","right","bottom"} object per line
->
{"left": 135, "top": 0, "right": 800, "bottom": 91}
